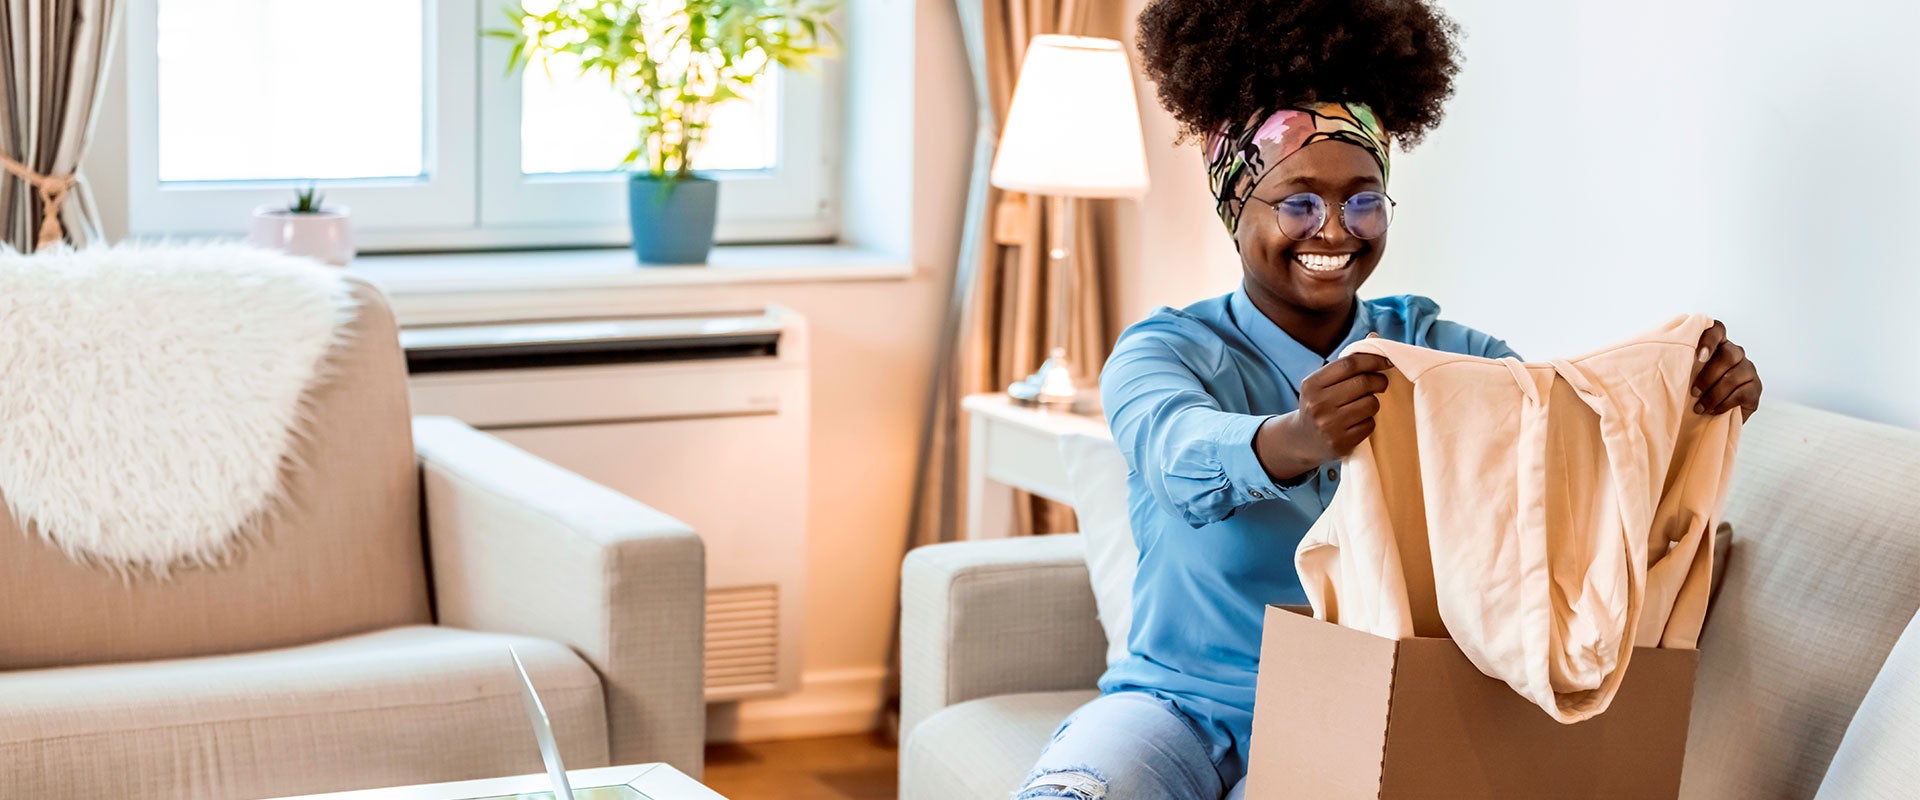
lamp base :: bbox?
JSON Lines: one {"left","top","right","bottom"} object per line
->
{"left": 1007, "top": 347, "right": 1079, "bottom": 407}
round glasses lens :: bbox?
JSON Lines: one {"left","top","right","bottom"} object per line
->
{"left": 1274, "top": 193, "right": 1327, "bottom": 241}
{"left": 1343, "top": 192, "right": 1394, "bottom": 239}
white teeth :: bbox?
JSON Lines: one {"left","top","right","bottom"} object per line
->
{"left": 1296, "top": 253, "right": 1353, "bottom": 272}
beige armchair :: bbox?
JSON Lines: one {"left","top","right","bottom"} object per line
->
{"left": 0, "top": 279, "right": 706, "bottom": 799}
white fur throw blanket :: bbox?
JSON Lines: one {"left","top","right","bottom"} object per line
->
{"left": 0, "top": 243, "right": 357, "bottom": 573}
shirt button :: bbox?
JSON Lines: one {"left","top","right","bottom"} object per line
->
{"left": 1326, "top": 468, "right": 1339, "bottom": 482}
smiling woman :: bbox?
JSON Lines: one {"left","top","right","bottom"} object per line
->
{"left": 1015, "top": 1, "right": 1767, "bottom": 797}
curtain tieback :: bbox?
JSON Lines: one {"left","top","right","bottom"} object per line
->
{"left": 0, "top": 153, "right": 76, "bottom": 252}
{"left": 992, "top": 191, "right": 1032, "bottom": 246}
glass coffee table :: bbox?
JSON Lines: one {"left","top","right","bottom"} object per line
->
{"left": 264, "top": 764, "right": 726, "bottom": 800}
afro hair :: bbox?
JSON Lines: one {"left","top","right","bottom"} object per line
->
{"left": 1136, "top": 0, "right": 1463, "bottom": 148}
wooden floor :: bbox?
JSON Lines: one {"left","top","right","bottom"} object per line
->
{"left": 703, "top": 733, "right": 898, "bottom": 800}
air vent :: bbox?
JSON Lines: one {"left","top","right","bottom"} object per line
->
{"left": 401, "top": 314, "right": 782, "bottom": 374}
{"left": 705, "top": 583, "right": 780, "bottom": 697}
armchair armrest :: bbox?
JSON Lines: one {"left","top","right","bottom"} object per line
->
{"left": 413, "top": 416, "right": 705, "bottom": 775}
{"left": 900, "top": 534, "right": 1106, "bottom": 740}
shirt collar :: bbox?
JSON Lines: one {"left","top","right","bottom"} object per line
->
{"left": 1229, "top": 286, "right": 1375, "bottom": 388}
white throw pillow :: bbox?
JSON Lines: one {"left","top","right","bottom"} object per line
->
{"left": 1058, "top": 432, "right": 1139, "bottom": 668}
{"left": 1814, "top": 607, "right": 1920, "bottom": 799}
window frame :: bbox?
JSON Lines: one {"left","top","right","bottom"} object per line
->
{"left": 120, "top": 0, "right": 841, "bottom": 251}
{"left": 125, "top": 0, "right": 479, "bottom": 237}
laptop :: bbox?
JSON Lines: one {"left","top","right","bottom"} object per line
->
{"left": 502, "top": 648, "right": 655, "bottom": 800}
{"left": 509, "top": 646, "right": 577, "bottom": 800}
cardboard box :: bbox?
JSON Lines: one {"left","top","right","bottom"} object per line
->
{"left": 1246, "top": 606, "right": 1698, "bottom": 799}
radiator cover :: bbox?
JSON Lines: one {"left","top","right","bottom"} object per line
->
{"left": 403, "top": 307, "right": 809, "bottom": 702}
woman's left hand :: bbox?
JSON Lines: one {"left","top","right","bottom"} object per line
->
{"left": 1693, "top": 320, "right": 1762, "bottom": 420}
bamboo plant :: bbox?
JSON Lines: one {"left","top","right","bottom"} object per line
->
{"left": 491, "top": 0, "right": 838, "bottom": 182}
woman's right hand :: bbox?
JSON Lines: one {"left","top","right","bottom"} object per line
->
{"left": 1254, "top": 351, "right": 1394, "bottom": 483}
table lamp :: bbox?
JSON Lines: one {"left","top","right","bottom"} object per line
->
{"left": 990, "top": 34, "right": 1150, "bottom": 406}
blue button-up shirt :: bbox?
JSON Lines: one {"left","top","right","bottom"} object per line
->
{"left": 1096, "top": 287, "right": 1518, "bottom": 786}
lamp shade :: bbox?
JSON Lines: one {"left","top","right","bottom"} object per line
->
{"left": 990, "top": 35, "right": 1150, "bottom": 199}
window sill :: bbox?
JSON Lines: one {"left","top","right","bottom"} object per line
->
{"left": 353, "top": 244, "right": 914, "bottom": 295}
{"left": 352, "top": 244, "right": 916, "bottom": 326}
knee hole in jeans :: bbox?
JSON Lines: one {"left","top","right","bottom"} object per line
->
{"left": 1014, "top": 767, "right": 1108, "bottom": 800}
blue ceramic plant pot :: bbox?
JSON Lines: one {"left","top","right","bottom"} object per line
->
{"left": 627, "top": 173, "right": 719, "bottom": 265}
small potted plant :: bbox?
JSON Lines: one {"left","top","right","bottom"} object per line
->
{"left": 249, "top": 184, "right": 354, "bottom": 266}
{"left": 494, "top": 0, "right": 837, "bottom": 265}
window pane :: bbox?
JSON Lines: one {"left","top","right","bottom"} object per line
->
{"left": 156, "top": 0, "right": 425, "bottom": 182}
{"left": 519, "top": 53, "right": 778, "bottom": 176}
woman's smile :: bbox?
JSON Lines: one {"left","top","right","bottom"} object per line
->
{"left": 1293, "top": 250, "right": 1360, "bottom": 277}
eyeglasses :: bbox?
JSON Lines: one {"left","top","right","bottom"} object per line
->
{"left": 1249, "top": 191, "right": 1397, "bottom": 241}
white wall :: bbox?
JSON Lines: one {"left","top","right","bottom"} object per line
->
{"left": 1112, "top": 0, "right": 1240, "bottom": 327}
{"left": 1115, "top": 0, "right": 1919, "bottom": 429}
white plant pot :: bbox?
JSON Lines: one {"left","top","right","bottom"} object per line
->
{"left": 249, "top": 207, "right": 355, "bottom": 266}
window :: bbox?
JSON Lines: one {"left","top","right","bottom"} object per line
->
{"left": 157, "top": 0, "right": 426, "bottom": 182}
{"left": 517, "top": 52, "right": 776, "bottom": 175}
{"left": 124, "top": 0, "right": 840, "bottom": 250}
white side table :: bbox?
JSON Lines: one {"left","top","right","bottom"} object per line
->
{"left": 265, "top": 763, "right": 722, "bottom": 799}
{"left": 961, "top": 393, "right": 1112, "bottom": 540}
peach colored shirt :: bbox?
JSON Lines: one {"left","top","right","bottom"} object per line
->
{"left": 1296, "top": 315, "right": 1742, "bottom": 723}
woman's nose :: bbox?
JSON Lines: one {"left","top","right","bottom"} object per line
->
{"left": 1317, "top": 209, "right": 1350, "bottom": 246}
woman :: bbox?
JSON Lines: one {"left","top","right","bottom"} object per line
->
{"left": 1014, "top": 2, "right": 1764, "bottom": 799}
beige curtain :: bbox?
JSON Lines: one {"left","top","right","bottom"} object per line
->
{"left": 0, "top": 0, "right": 120, "bottom": 253}
{"left": 905, "top": 0, "right": 1118, "bottom": 549}
{"left": 882, "top": 0, "right": 1119, "bottom": 742}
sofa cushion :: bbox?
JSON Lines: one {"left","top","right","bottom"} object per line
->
{"left": 1814, "top": 608, "right": 1920, "bottom": 799}
{"left": 1058, "top": 433, "right": 1137, "bottom": 668}
{"left": 0, "top": 278, "right": 430, "bottom": 670}
{"left": 1682, "top": 402, "right": 1920, "bottom": 800}
{"left": 0, "top": 625, "right": 608, "bottom": 799}
{"left": 900, "top": 689, "right": 1099, "bottom": 800}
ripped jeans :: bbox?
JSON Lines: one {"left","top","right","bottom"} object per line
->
{"left": 1014, "top": 691, "right": 1247, "bottom": 800}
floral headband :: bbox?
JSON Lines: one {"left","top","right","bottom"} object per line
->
{"left": 1204, "top": 102, "right": 1391, "bottom": 236}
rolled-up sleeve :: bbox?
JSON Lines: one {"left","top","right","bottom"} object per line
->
{"left": 1101, "top": 337, "right": 1296, "bottom": 528}
{"left": 1427, "top": 318, "right": 1521, "bottom": 360}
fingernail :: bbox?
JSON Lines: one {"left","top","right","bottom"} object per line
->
{"left": 1694, "top": 403, "right": 1705, "bottom": 414}
{"left": 1697, "top": 346, "right": 1711, "bottom": 363}
{"left": 1691, "top": 386, "right": 1701, "bottom": 397}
